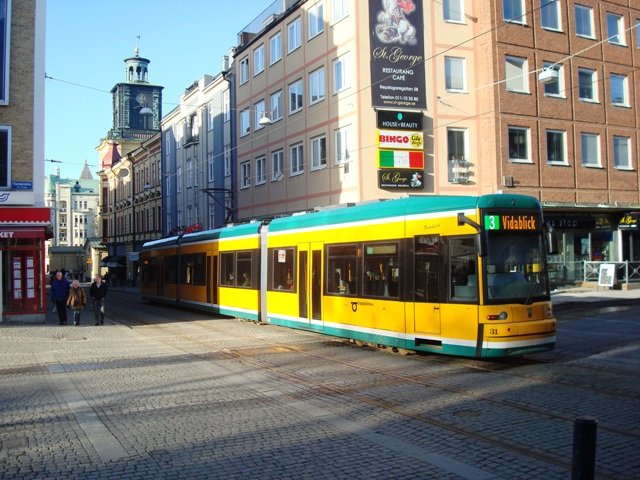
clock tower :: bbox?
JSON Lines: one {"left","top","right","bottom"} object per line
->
{"left": 108, "top": 47, "right": 163, "bottom": 141}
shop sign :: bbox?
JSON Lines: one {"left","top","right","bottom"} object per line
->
{"left": 544, "top": 214, "right": 595, "bottom": 230}
{"left": 378, "top": 149, "right": 424, "bottom": 169}
{"left": 376, "top": 110, "right": 423, "bottom": 131}
{"left": 377, "top": 129, "right": 423, "bottom": 150}
{"left": 378, "top": 169, "right": 424, "bottom": 189}
{"left": 618, "top": 213, "right": 639, "bottom": 229}
{"left": 12, "top": 181, "right": 33, "bottom": 190}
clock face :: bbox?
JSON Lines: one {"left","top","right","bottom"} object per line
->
{"left": 136, "top": 92, "right": 148, "bottom": 106}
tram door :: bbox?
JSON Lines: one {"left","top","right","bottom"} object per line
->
{"left": 413, "top": 235, "right": 441, "bottom": 335}
{"left": 297, "top": 243, "right": 323, "bottom": 324}
{"left": 207, "top": 255, "right": 218, "bottom": 306}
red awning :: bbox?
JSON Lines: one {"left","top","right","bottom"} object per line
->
{"left": 0, "top": 207, "right": 51, "bottom": 223}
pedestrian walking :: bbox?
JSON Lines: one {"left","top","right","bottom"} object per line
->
{"left": 50, "top": 271, "right": 71, "bottom": 325}
{"left": 89, "top": 274, "right": 108, "bottom": 325}
{"left": 66, "top": 280, "right": 86, "bottom": 326}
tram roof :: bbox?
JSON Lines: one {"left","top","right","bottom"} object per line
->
{"left": 268, "top": 194, "right": 541, "bottom": 232}
{"left": 142, "top": 221, "right": 263, "bottom": 250}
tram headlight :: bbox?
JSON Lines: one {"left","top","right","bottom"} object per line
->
{"left": 486, "top": 311, "right": 508, "bottom": 321}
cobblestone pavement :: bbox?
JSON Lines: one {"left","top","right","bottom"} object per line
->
{"left": 0, "top": 288, "right": 639, "bottom": 479}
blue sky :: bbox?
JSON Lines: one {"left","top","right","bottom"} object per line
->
{"left": 45, "top": 0, "right": 271, "bottom": 179}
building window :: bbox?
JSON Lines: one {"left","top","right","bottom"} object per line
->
{"left": 256, "top": 155, "right": 266, "bottom": 184}
{"left": 207, "top": 152, "right": 215, "bottom": 183}
{"left": 335, "top": 125, "right": 352, "bottom": 164}
{"left": 290, "top": 143, "right": 304, "bottom": 175}
{"left": 207, "top": 101, "right": 215, "bottom": 131}
{"left": 447, "top": 128, "right": 467, "bottom": 161}
{"left": 613, "top": 136, "right": 631, "bottom": 169}
{"left": 240, "top": 108, "right": 250, "bottom": 136}
{"left": 333, "top": 54, "right": 350, "bottom": 93}
{"left": 289, "top": 79, "right": 303, "bottom": 114}
{"left": 241, "top": 161, "right": 251, "bottom": 188}
{"left": 223, "top": 89, "right": 230, "bottom": 123}
{"left": 269, "top": 31, "right": 282, "bottom": 65}
{"left": 636, "top": 19, "right": 640, "bottom": 48}
{"left": 253, "top": 44, "right": 265, "bottom": 75}
{"left": 311, "top": 135, "right": 327, "bottom": 170}
{"left": 308, "top": 2, "right": 324, "bottom": 39}
{"left": 270, "top": 90, "right": 283, "bottom": 121}
{"left": 287, "top": 17, "right": 301, "bottom": 53}
{"left": 0, "top": 0, "right": 9, "bottom": 104}
{"left": 176, "top": 166, "right": 182, "bottom": 193}
{"left": 309, "top": 67, "right": 326, "bottom": 104}
{"left": 186, "top": 159, "right": 193, "bottom": 188}
{"left": 331, "top": 0, "right": 348, "bottom": 23}
{"left": 508, "top": 126, "right": 531, "bottom": 162}
{"left": 224, "top": 146, "right": 231, "bottom": 177}
{"left": 239, "top": 57, "right": 249, "bottom": 84}
{"left": 575, "top": 4, "right": 594, "bottom": 39}
{"left": 272, "top": 149, "right": 284, "bottom": 181}
{"left": 505, "top": 56, "right": 528, "bottom": 92}
{"left": 610, "top": 74, "right": 628, "bottom": 106}
{"left": 580, "top": 133, "right": 600, "bottom": 167}
{"left": 540, "top": 0, "right": 561, "bottom": 31}
{"left": 578, "top": 68, "right": 597, "bottom": 101}
{"left": 546, "top": 130, "right": 567, "bottom": 164}
{"left": 503, "top": 0, "right": 525, "bottom": 24}
{"left": 443, "top": 0, "right": 464, "bottom": 23}
{"left": 542, "top": 62, "right": 563, "bottom": 97}
{"left": 607, "top": 13, "right": 625, "bottom": 45}
{"left": 0, "top": 126, "right": 10, "bottom": 188}
{"left": 254, "top": 99, "right": 266, "bottom": 130}
{"left": 444, "top": 56, "right": 466, "bottom": 92}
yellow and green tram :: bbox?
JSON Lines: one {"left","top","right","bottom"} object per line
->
{"left": 141, "top": 194, "right": 556, "bottom": 358}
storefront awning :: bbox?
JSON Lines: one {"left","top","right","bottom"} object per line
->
{"left": 100, "top": 256, "right": 126, "bottom": 267}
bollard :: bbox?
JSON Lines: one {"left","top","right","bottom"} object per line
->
{"left": 572, "top": 416, "right": 598, "bottom": 480}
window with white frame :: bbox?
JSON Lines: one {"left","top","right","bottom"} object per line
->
{"left": 269, "top": 31, "right": 282, "bottom": 65}
{"left": 208, "top": 203, "right": 215, "bottom": 229}
{"left": 447, "top": 128, "right": 467, "bottom": 161}
{"left": 290, "top": 143, "right": 304, "bottom": 175}
{"left": 508, "top": 126, "right": 531, "bottom": 162}
{"left": 241, "top": 161, "right": 251, "bottom": 188}
{"left": 578, "top": 68, "right": 597, "bottom": 101}
{"left": 240, "top": 108, "right": 250, "bottom": 135}
{"left": 254, "top": 44, "right": 265, "bottom": 75}
{"left": 580, "top": 133, "right": 600, "bottom": 167}
{"left": 186, "top": 158, "right": 193, "bottom": 188}
{"left": 311, "top": 135, "right": 327, "bottom": 170}
{"left": 637, "top": 19, "right": 640, "bottom": 48}
{"left": 0, "top": 126, "right": 10, "bottom": 188}
{"left": 223, "top": 89, "right": 230, "bottom": 123}
{"left": 208, "top": 101, "right": 215, "bottom": 131}
{"left": 445, "top": 56, "right": 466, "bottom": 92}
{"left": 270, "top": 90, "right": 283, "bottom": 121}
{"left": 546, "top": 130, "right": 567, "bottom": 164}
{"left": 607, "top": 13, "right": 625, "bottom": 45}
{"left": 176, "top": 166, "right": 182, "bottom": 193}
{"left": 331, "top": 0, "right": 348, "bottom": 23}
{"left": 224, "top": 146, "right": 231, "bottom": 177}
{"left": 505, "top": 56, "right": 528, "bottom": 92}
{"left": 288, "top": 17, "right": 301, "bottom": 53}
{"left": 540, "top": 0, "right": 561, "bottom": 31}
{"left": 256, "top": 155, "right": 266, "bottom": 184}
{"left": 272, "top": 149, "right": 284, "bottom": 180}
{"left": 503, "top": 0, "right": 525, "bottom": 24}
{"left": 207, "top": 152, "right": 215, "bottom": 183}
{"left": 289, "top": 79, "right": 303, "bottom": 114}
{"left": 254, "top": 99, "right": 266, "bottom": 130}
{"left": 308, "top": 2, "right": 324, "bottom": 39}
{"left": 335, "top": 125, "right": 352, "bottom": 164}
{"left": 443, "top": 0, "right": 463, "bottom": 23}
{"left": 575, "top": 4, "right": 594, "bottom": 38}
{"left": 309, "top": 67, "right": 326, "bottom": 104}
{"left": 239, "top": 57, "right": 249, "bottom": 84}
{"left": 333, "top": 54, "right": 350, "bottom": 93}
{"left": 610, "top": 74, "right": 628, "bottom": 106}
{"left": 613, "top": 136, "right": 631, "bottom": 169}
{"left": 542, "top": 62, "right": 563, "bottom": 97}
{"left": 0, "top": 0, "right": 9, "bottom": 104}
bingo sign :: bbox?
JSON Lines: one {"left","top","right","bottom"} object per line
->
{"left": 369, "top": 0, "right": 426, "bottom": 109}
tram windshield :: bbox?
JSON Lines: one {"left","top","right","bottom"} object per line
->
{"left": 484, "top": 234, "right": 549, "bottom": 303}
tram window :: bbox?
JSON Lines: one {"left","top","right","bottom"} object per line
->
{"left": 449, "top": 237, "right": 478, "bottom": 301}
{"left": 363, "top": 243, "right": 399, "bottom": 298}
{"left": 180, "top": 253, "right": 206, "bottom": 285}
{"left": 415, "top": 235, "right": 440, "bottom": 303}
{"left": 220, "top": 252, "right": 235, "bottom": 286}
{"left": 327, "top": 244, "right": 358, "bottom": 295}
{"left": 270, "top": 248, "right": 295, "bottom": 290}
{"left": 164, "top": 255, "right": 177, "bottom": 284}
{"left": 236, "top": 251, "right": 254, "bottom": 288}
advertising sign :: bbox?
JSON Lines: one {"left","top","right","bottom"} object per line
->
{"left": 369, "top": 0, "right": 426, "bottom": 109}
{"left": 378, "top": 129, "right": 424, "bottom": 150}
{"left": 378, "top": 169, "right": 424, "bottom": 189}
{"left": 378, "top": 150, "right": 424, "bottom": 169}
{"left": 377, "top": 110, "right": 423, "bottom": 130}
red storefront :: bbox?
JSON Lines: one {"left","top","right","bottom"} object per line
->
{"left": 0, "top": 208, "right": 51, "bottom": 322}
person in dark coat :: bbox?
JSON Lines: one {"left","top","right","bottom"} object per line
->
{"left": 50, "top": 271, "right": 70, "bottom": 325}
{"left": 89, "top": 274, "right": 108, "bottom": 325}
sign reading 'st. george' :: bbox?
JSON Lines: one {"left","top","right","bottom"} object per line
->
{"left": 369, "top": 0, "right": 426, "bottom": 109}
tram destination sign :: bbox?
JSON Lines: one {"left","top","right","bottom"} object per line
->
{"left": 484, "top": 214, "right": 540, "bottom": 231}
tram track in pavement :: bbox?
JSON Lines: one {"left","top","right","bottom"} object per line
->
{"left": 111, "top": 305, "right": 634, "bottom": 480}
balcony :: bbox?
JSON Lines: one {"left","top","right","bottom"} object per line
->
{"left": 448, "top": 158, "right": 472, "bottom": 184}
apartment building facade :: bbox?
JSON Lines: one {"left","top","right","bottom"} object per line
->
{"left": 0, "top": 0, "right": 48, "bottom": 321}
{"left": 232, "top": 0, "right": 640, "bottom": 285}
